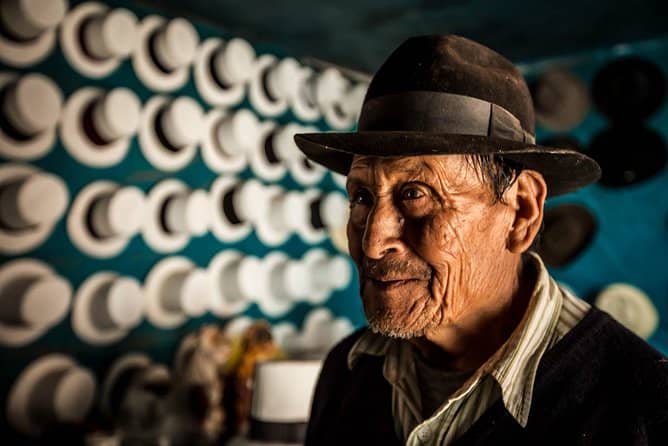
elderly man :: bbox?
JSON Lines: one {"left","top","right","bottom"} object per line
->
{"left": 294, "top": 35, "right": 668, "bottom": 445}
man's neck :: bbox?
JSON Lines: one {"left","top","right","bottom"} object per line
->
{"left": 409, "top": 254, "right": 538, "bottom": 372}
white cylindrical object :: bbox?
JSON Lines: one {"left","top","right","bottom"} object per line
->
{"left": 215, "top": 109, "right": 260, "bottom": 156}
{"left": 232, "top": 179, "right": 267, "bottom": 223}
{"left": 340, "top": 83, "right": 367, "bottom": 118}
{"left": 81, "top": 8, "right": 138, "bottom": 60}
{"left": 52, "top": 366, "right": 96, "bottom": 423}
{"left": 319, "top": 191, "right": 349, "bottom": 228}
{"left": 90, "top": 186, "right": 145, "bottom": 238}
{"left": 19, "top": 276, "right": 71, "bottom": 327}
{"left": 310, "top": 255, "right": 351, "bottom": 291}
{"left": 91, "top": 88, "right": 141, "bottom": 142}
{"left": 104, "top": 277, "right": 144, "bottom": 330}
{"left": 3, "top": 73, "right": 62, "bottom": 137}
{"left": 152, "top": 18, "right": 198, "bottom": 72}
{"left": 159, "top": 97, "right": 204, "bottom": 148}
{"left": 266, "top": 57, "right": 302, "bottom": 100}
{"left": 0, "top": 173, "right": 68, "bottom": 230}
{"left": 0, "top": 0, "right": 66, "bottom": 40}
{"left": 212, "top": 37, "right": 255, "bottom": 85}
{"left": 162, "top": 189, "right": 210, "bottom": 236}
{"left": 162, "top": 269, "right": 209, "bottom": 317}
{"left": 270, "top": 123, "right": 302, "bottom": 163}
{"left": 315, "top": 68, "right": 348, "bottom": 106}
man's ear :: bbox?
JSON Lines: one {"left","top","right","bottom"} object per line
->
{"left": 506, "top": 170, "right": 547, "bottom": 253}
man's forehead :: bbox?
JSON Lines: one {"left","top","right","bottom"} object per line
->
{"left": 347, "top": 154, "right": 479, "bottom": 188}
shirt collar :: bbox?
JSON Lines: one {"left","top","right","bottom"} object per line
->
{"left": 346, "top": 252, "right": 563, "bottom": 427}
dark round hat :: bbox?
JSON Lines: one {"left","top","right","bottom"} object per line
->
{"left": 537, "top": 203, "right": 597, "bottom": 268}
{"left": 592, "top": 57, "right": 666, "bottom": 121}
{"left": 587, "top": 123, "right": 666, "bottom": 187}
{"left": 294, "top": 34, "right": 601, "bottom": 197}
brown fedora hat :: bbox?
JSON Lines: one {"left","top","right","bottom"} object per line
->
{"left": 294, "top": 35, "right": 601, "bottom": 197}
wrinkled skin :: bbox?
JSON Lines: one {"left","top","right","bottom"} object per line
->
{"left": 346, "top": 154, "right": 546, "bottom": 370}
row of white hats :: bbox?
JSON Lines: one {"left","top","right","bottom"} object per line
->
{"left": 5, "top": 310, "right": 352, "bottom": 437}
{"left": 0, "top": 163, "right": 348, "bottom": 255}
{"left": 0, "top": 1, "right": 367, "bottom": 126}
{"left": 0, "top": 249, "right": 351, "bottom": 347}
{"left": 0, "top": 72, "right": 348, "bottom": 181}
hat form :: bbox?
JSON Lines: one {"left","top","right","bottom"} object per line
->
{"left": 295, "top": 35, "right": 601, "bottom": 197}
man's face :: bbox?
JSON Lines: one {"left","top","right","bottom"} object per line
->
{"left": 346, "top": 154, "right": 516, "bottom": 338}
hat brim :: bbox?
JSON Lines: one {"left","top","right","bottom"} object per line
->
{"left": 294, "top": 131, "right": 601, "bottom": 197}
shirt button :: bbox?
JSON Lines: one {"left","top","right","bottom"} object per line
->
{"left": 417, "top": 427, "right": 432, "bottom": 442}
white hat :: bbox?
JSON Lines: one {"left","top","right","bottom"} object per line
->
{"left": 0, "top": 0, "right": 67, "bottom": 67}
{"left": 138, "top": 95, "right": 204, "bottom": 171}
{"left": 145, "top": 256, "right": 210, "bottom": 328}
{"left": 0, "top": 259, "right": 71, "bottom": 347}
{"left": 60, "top": 87, "right": 141, "bottom": 167}
{"left": 195, "top": 37, "right": 256, "bottom": 107}
{"left": 72, "top": 272, "right": 145, "bottom": 345}
{"left": 60, "top": 2, "right": 138, "bottom": 78}
{"left": 68, "top": 181, "right": 146, "bottom": 258}
{"left": 0, "top": 72, "right": 62, "bottom": 160}
{"left": 202, "top": 108, "right": 260, "bottom": 174}
{"left": 7, "top": 354, "right": 96, "bottom": 436}
{"left": 595, "top": 283, "right": 659, "bottom": 339}
{"left": 132, "top": 16, "right": 198, "bottom": 92}
{"left": 0, "top": 163, "right": 68, "bottom": 254}
{"left": 249, "top": 55, "right": 301, "bottom": 117}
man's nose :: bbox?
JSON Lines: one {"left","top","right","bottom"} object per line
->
{"left": 361, "top": 200, "right": 403, "bottom": 259}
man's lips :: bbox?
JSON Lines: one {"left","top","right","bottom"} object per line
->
{"left": 366, "top": 277, "right": 422, "bottom": 291}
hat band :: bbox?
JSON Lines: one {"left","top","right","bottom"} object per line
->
{"left": 358, "top": 91, "right": 536, "bottom": 144}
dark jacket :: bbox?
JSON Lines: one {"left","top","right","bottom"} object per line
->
{"left": 305, "top": 307, "right": 668, "bottom": 445}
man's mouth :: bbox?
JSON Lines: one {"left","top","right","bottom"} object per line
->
{"left": 368, "top": 277, "right": 419, "bottom": 291}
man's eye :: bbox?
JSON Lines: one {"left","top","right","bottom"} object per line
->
{"left": 350, "top": 189, "right": 372, "bottom": 206}
{"left": 401, "top": 187, "right": 424, "bottom": 200}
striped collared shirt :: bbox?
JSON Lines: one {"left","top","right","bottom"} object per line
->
{"left": 347, "top": 252, "right": 591, "bottom": 445}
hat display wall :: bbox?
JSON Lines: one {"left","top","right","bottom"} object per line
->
{"left": 142, "top": 179, "right": 210, "bottom": 253}
{"left": 249, "top": 123, "right": 304, "bottom": 182}
{"left": 201, "top": 108, "right": 260, "bottom": 174}
{"left": 595, "top": 283, "right": 659, "bottom": 339}
{"left": 530, "top": 68, "right": 590, "bottom": 132}
{"left": 72, "top": 272, "right": 144, "bottom": 345}
{"left": 195, "top": 37, "right": 256, "bottom": 107}
{"left": 0, "top": 72, "right": 63, "bottom": 160}
{"left": 60, "top": 2, "right": 138, "bottom": 78}
{"left": 132, "top": 16, "right": 199, "bottom": 92}
{"left": 592, "top": 57, "right": 666, "bottom": 122}
{"left": 7, "top": 354, "right": 96, "bottom": 436}
{"left": 0, "top": 163, "right": 68, "bottom": 254}
{"left": 0, "top": 259, "right": 72, "bottom": 347}
{"left": 68, "top": 181, "right": 146, "bottom": 258}
{"left": 101, "top": 353, "right": 170, "bottom": 419}
{"left": 139, "top": 95, "right": 204, "bottom": 171}
{"left": 294, "top": 35, "right": 601, "bottom": 197}
{"left": 0, "top": 0, "right": 67, "bottom": 67}
{"left": 207, "top": 250, "right": 260, "bottom": 317}
{"left": 145, "top": 256, "right": 210, "bottom": 328}
{"left": 536, "top": 203, "right": 597, "bottom": 268}
{"left": 60, "top": 87, "right": 141, "bottom": 167}
{"left": 246, "top": 360, "right": 322, "bottom": 445}
{"left": 290, "top": 66, "right": 322, "bottom": 122}
{"left": 249, "top": 55, "right": 302, "bottom": 117}
{"left": 587, "top": 123, "right": 666, "bottom": 187}
{"left": 209, "top": 177, "right": 266, "bottom": 243}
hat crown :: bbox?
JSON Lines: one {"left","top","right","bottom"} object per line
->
{"left": 362, "top": 34, "right": 535, "bottom": 134}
